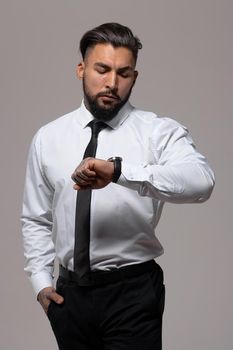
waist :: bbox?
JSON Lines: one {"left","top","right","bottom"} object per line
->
{"left": 59, "top": 260, "right": 158, "bottom": 286}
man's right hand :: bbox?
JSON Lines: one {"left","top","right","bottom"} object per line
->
{"left": 37, "top": 287, "right": 64, "bottom": 315}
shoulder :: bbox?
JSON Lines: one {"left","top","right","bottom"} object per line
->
{"left": 32, "top": 108, "right": 80, "bottom": 143}
{"left": 129, "top": 106, "right": 158, "bottom": 123}
{"left": 130, "top": 106, "right": 187, "bottom": 130}
{"left": 40, "top": 108, "right": 79, "bottom": 133}
{"left": 129, "top": 106, "right": 191, "bottom": 148}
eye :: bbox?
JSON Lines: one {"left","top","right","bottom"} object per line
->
{"left": 96, "top": 67, "right": 107, "bottom": 74}
{"left": 118, "top": 69, "right": 132, "bottom": 78}
{"left": 95, "top": 65, "right": 109, "bottom": 74}
{"left": 119, "top": 72, "right": 130, "bottom": 78}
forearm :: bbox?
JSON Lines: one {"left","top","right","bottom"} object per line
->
{"left": 117, "top": 160, "right": 215, "bottom": 203}
{"left": 22, "top": 216, "right": 55, "bottom": 295}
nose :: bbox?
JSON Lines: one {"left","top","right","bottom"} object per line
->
{"left": 105, "top": 71, "right": 118, "bottom": 90}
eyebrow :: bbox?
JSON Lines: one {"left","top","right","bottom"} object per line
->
{"left": 118, "top": 66, "right": 134, "bottom": 73}
{"left": 94, "top": 62, "right": 134, "bottom": 72}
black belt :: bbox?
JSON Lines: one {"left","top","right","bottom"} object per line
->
{"left": 59, "top": 260, "right": 157, "bottom": 286}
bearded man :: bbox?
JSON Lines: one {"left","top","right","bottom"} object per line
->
{"left": 22, "top": 22, "right": 215, "bottom": 350}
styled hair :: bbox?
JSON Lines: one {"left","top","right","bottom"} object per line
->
{"left": 80, "top": 22, "right": 142, "bottom": 62}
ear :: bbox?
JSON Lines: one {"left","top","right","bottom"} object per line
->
{"left": 76, "top": 61, "right": 85, "bottom": 80}
{"left": 133, "top": 70, "right": 138, "bottom": 85}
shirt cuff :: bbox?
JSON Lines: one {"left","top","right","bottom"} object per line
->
{"left": 30, "top": 271, "right": 54, "bottom": 297}
{"left": 117, "top": 161, "right": 147, "bottom": 193}
{"left": 116, "top": 161, "right": 184, "bottom": 196}
{"left": 121, "top": 161, "right": 145, "bottom": 181}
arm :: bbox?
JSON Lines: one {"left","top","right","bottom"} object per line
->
{"left": 21, "top": 131, "right": 63, "bottom": 311}
{"left": 72, "top": 119, "right": 215, "bottom": 203}
{"left": 118, "top": 120, "right": 215, "bottom": 203}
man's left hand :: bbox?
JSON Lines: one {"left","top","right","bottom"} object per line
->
{"left": 71, "top": 157, "right": 114, "bottom": 190}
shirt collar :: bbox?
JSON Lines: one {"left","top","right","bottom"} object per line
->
{"left": 78, "top": 99, "right": 133, "bottom": 130}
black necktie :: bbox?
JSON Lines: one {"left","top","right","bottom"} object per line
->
{"left": 73, "top": 120, "right": 107, "bottom": 284}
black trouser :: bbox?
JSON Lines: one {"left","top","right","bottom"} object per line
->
{"left": 47, "top": 260, "right": 165, "bottom": 350}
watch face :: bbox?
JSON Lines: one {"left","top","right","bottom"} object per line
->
{"left": 108, "top": 157, "right": 122, "bottom": 162}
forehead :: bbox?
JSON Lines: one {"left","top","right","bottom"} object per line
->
{"left": 84, "top": 43, "right": 136, "bottom": 68}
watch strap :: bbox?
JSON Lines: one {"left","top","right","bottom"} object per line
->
{"left": 107, "top": 157, "right": 122, "bottom": 183}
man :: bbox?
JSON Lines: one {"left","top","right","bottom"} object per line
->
{"left": 22, "top": 23, "right": 215, "bottom": 350}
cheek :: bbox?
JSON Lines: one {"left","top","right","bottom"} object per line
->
{"left": 87, "top": 75, "right": 105, "bottom": 92}
{"left": 119, "top": 80, "right": 134, "bottom": 97}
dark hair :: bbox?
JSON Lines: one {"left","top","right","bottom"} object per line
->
{"left": 80, "top": 22, "right": 142, "bottom": 62}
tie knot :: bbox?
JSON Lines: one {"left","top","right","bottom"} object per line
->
{"left": 88, "top": 120, "right": 107, "bottom": 138}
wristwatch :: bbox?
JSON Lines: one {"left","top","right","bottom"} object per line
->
{"left": 107, "top": 157, "right": 122, "bottom": 183}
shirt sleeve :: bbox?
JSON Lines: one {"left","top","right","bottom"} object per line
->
{"left": 117, "top": 118, "right": 215, "bottom": 203}
{"left": 21, "top": 130, "right": 55, "bottom": 296}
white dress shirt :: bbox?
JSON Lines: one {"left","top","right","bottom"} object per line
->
{"left": 21, "top": 101, "right": 215, "bottom": 295}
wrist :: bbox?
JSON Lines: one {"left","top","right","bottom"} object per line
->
{"left": 107, "top": 157, "right": 122, "bottom": 183}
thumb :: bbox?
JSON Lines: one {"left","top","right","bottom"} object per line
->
{"left": 49, "top": 290, "right": 64, "bottom": 305}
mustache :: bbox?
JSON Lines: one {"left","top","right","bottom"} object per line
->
{"left": 96, "top": 90, "right": 120, "bottom": 100}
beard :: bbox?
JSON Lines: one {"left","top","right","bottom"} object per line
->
{"left": 82, "top": 78, "right": 133, "bottom": 122}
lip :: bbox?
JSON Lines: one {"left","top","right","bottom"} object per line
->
{"left": 99, "top": 95, "right": 118, "bottom": 100}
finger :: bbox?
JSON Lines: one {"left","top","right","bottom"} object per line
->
{"left": 73, "top": 169, "right": 96, "bottom": 180}
{"left": 73, "top": 183, "right": 92, "bottom": 191}
{"left": 73, "top": 183, "right": 81, "bottom": 190}
{"left": 72, "top": 174, "right": 92, "bottom": 185}
{"left": 75, "top": 172, "right": 91, "bottom": 181}
{"left": 48, "top": 291, "right": 64, "bottom": 305}
{"left": 72, "top": 171, "right": 96, "bottom": 184}
{"left": 82, "top": 169, "right": 96, "bottom": 177}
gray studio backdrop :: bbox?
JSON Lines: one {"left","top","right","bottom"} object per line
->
{"left": 1, "top": 1, "right": 232, "bottom": 349}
